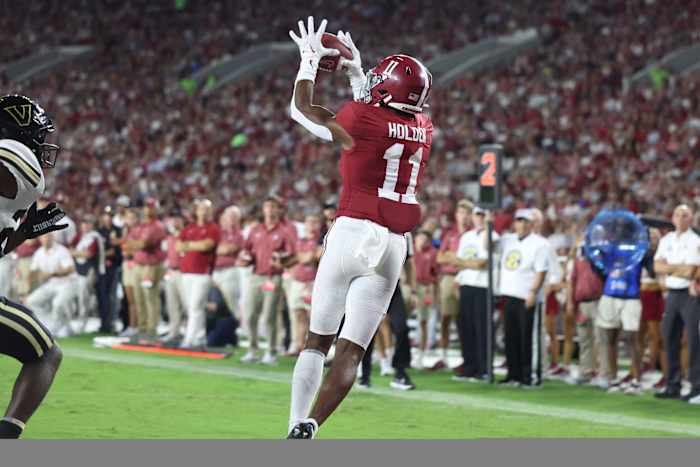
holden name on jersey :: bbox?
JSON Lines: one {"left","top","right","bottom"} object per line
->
{"left": 387, "top": 122, "right": 427, "bottom": 143}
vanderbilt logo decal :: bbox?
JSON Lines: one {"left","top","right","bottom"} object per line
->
{"left": 4, "top": 104, "right": 32, "bottom": 127}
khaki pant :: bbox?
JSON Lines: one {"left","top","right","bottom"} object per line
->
{"left": 577, "top": 300, "right": 608, "bottom": 378}
{"left": 132, "top": 263, "right": 165, "bottom": 335}
{"left": 439, "top": 275, "right": 459, "bottom": 318}
{"left": 245, "top": 274, "right": 283, "bottom": 353}
{"left": 415, "top": 283, "right": 433, "bottom": 320}
{"left": 212, "top": 266, "right": 242, "bottom": 318}
{"left": 287, "top": 278, "right": 313, "bottom": 347}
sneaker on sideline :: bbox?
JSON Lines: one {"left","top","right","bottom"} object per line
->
{"left": 240, "top": 350, "right": 259, "bottom": 363}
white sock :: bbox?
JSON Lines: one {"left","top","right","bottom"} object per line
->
{"left": 289, "top": 349, "right": 325, "bottom": 430}
{"left": 442, "top": 347, "right": 448, "bottom": 361}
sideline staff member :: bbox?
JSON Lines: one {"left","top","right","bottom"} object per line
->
{"left": 654, "top": 204, "right": 700, "bottom": 401}
{"left": 450, "top": 207, "right": 499, "bottom": 380}
{"left": 497, "top": 209, "right": 549, "bottom": 387}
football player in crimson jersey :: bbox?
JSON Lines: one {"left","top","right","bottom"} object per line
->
{"left": 286, "top": 17, "right": 433, "bottom": 439}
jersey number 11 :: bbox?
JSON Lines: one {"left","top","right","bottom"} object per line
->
{"left": 378, "top": 143, "right": 423, "bottom": 205}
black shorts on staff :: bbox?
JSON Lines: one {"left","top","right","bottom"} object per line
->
{"left": 0, "top": 296, "right": 55, "bottom": 364}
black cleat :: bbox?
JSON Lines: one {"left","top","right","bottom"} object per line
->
{"left": 654, "top": 388, "right": 682, "bottom": 400}
{"left": 287, "top": 420, "right": 317, "bottom": 439}
{"left": 497, "top": 377, "right": 519, "bottom": 386}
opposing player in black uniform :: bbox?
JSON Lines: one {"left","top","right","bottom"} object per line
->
{"left": 0, "top": 95, "right": 68, "bottom": 438}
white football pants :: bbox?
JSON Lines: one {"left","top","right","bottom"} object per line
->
{"left": 309, "top": 216, "right": 407, "bottom": 350}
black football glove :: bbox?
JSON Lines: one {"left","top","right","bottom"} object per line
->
{"left": 19, "top": 202, "right": 68, "bottom": 239}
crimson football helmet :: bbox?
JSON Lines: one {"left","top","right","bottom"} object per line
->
{"left": 361, "top": 54, "right": 432, "bottom": 114}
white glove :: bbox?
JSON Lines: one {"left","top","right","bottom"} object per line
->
{"left": 289, "top": 16, "right": 339, "bottom": 83}
{"left": 337, "top": 30, "right": 366, "bottom": 101}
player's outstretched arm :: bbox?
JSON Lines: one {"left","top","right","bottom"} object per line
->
{"left": 289, "top": 17, "right": 353, "bottom": 149}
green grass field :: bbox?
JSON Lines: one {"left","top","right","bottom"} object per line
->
{"left": 1, "top": 335, "right": 699, "bottom": 438}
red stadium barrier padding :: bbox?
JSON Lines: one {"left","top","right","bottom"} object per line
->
{"left": 111, "top": 344, "right": 231, "bottom": 360}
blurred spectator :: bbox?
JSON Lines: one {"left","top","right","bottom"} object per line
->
{"left": 531, "top": 208, "right": 566, "bottom": 378}
{"left": 412, "top": 230, "right": 438, "bottom": 370}
{"left": 238, "top": 196, "right": 296, "bottom": 365}
{"left": 176, "top": 199, "right": 220, "bottom": 349}
{"left": 118, "top": 208, "right": 140, "bottom": 337}
{"left": 26, "top": 233, "right": 78, "bottom": 337}
{"left": 205, "top": 285, "right": 239, "bottom": 348}
{"left": 212, "top": 205, "right": 245, "bottom": 328}
{"left": 10, "top": 239, "right": 39, "bottom": 301}
{"left": 654, "top": 204, "right": 700, "bottom": 401}
{"left": 97, "top": 207, "right": 123, "bottom": 333}
{"left": 453, "top": 207, "right": 499, "bottom": 381}
{"left": 565, "top": 234, "right": 605, "bottom": 385}
{"left": 0, "top": 254, "right": 15, "bottom": 298}
{"left": 433, "top": 199, "right": 472, "bottom": 370}
{"left": 639, "top": 227, "right": 666, "bottom": 389}
{"left": 127, "top": 198, "right": 167, "bottom": 339}
{"left": 162, "top": 212, "right": 185, "bottom": 344}
{"left": 319, "top": 202, "right": 336, "bottom": 243}
{"left": 497, "top": 209, "right": 549, "bottom": 387}
{"left": 286, "top": 213, "right": 322, "bottom": 355}
{"left": 70, "top": 214, "right": 104, "bottom": 333}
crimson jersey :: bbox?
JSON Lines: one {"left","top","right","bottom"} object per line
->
{"left": 334, "top": 101, "right": 433, "bottom": 234}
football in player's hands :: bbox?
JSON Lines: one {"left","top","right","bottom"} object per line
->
{"left": 319, "top": 33, "right": 353, "bottom": 73}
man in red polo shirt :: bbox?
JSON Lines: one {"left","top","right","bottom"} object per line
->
{"left": 125, "top": 198, "right": 167, "bottom": 339}
{"left": 434, "top": 199, "right": 473, "bottom": 370}
{"left": 177, "top": 199, "right": 220, "bottom": 349}
{"left": 413, "top": 230, "right": 439, "bottom": 369}
{"left": 287, "top": 214, "right": 322, "bottom": 355}
{"left": 212, "top": 205, "right": 245, "bottom": 327}
{"left": 238, "top": 196, "right": 296, "bottom": 365}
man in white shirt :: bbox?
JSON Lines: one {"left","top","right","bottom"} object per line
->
{"left": 497, "top": 209, "right": 549, "bottom": 387}
{"left": 653, "top": 204, "right": 700, "bottom": 401}
{"left": 447, "top": 207, "right": 499, "bottom": 380}
{"left": 25, "top": 233, "right": 78, "bottom": 337}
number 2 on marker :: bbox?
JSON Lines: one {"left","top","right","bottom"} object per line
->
{"left": 480, "top": 151, "right": 497, "bottom": 187}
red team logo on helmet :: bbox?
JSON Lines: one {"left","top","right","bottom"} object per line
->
{"left": 361, "top": 54, "right": 432, "bottom": 114}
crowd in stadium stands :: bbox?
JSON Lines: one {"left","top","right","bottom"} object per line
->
{"left": 2, "top": 0, "right": 700, "bottom": 399}
{"left": 2, "top": 0, "right": 700, "bottom": 225}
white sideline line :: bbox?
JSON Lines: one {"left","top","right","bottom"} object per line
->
{"left": 64, "top": 348, "right": 700, "bottom": 437}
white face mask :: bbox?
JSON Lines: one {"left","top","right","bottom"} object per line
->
{"left": 360, "top": 69, "right": 385, "bottom": 104}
